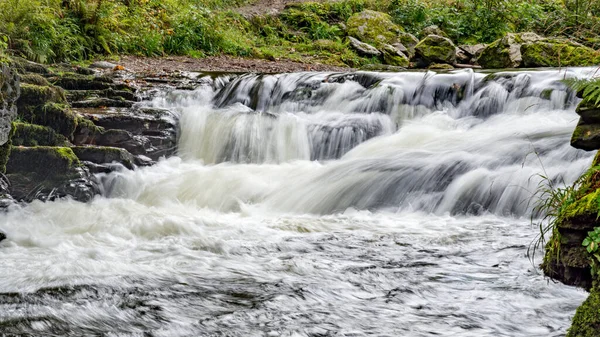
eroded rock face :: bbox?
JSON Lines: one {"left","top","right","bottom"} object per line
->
{"left": 414, "top": 34, "right": 457, "bottom": 66}
{"left": 346, "top": 10, "right": 403, "bottom": 47}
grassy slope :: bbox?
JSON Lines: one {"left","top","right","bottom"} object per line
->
{"left": 0, "top": 0, "right": 599, "bottom": 67}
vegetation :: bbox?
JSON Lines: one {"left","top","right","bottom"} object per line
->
{"left": 0, "top": 0, "right": 599, "bottom": 67}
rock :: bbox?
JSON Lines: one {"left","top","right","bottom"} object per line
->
{"left": 11, "top": 57, "right": 50, "bottom": 74}
{"left": 19, "top": 73, "right": 50, "bottom": 86}
{"left": 459, "top": 44, "right": 487, "bottom": 64}
{"left": 71, "top": 146, "right": 135, "bottom": 170}
{"left": 428, "top": 63, "right": 455, "bottom": 70}
{"left": 17, "top": 83, "right": 66, "bottom": 108}
{"left": 348, "top": 37, "right": 381, "bottom": 57}
{"left": 48, "top": 73, "right": 115, "bottom": 91}
{"left": 20, "top": 102, "right": 78, "bottom": 138}
{"left": 397, "top": 33, "right": 419, "bottom": 58}
{"left": 0, "top": 232, "right": 5, "bottom": 242}
{"left": 359, "top": 64, "right": 407, "bottom": 72}
{"left": 66, "top": 88, "right": 137, "bottom": 103}
{"left": 456, "top": 48, "right": 471, "bottom": 64}
{"left": 381, "top": 44, "right": 409, "bottom": 67}
{"left": 6, "top": 146, "right": 99, "bottom": 202}
{"left": 346, "top": 10, "right": 403, "bottom": 47}
{"left": 477, "top": 32, "right": 543, "bottom": 69}
{"left": 414, "top": 35, "right": 457, "bottom": 66}
{"left": 571, "top": 119, "right": 600, "bottom": 151}
{"left": 576, "top": 102, "right": 600, "bottom": 124}
{"left": 420, "top": 25, "right": 447, "bottom": 38}
{"left": 521, "top": 40, "right": 600, "bottom": 67}
{"left": 568, "top": 285, "right": 600, "bottom": 337}
{"left": 12, "top": 122, "right": 70, "bottom": 147}
{"left": 71, "top": 98, "right": 136, "bottom": 108}
{"left": 91, "top": 61, "right": 118, "bottom": 69}
{"left": 0, "top": 59, "right": 20, "bottom": 173}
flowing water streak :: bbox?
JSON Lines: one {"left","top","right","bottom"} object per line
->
{"left": 0, "top": 68, "right": 597, "bottom": 336}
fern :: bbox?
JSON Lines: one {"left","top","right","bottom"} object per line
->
{"left": 563, "top": 77, "right": 600, "bottom": 107}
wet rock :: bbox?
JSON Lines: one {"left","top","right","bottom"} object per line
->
{"left": 0, "top": 231, "right": 6, "bottom": 242}
{"left": 66, "top": 88, "right": 137, "bottom": 102}
{"left": 521, "top": 40, "right": 600, "bottom": 67}
{"left": 428, "top": 63, "right": 455, "bottom": 70}
{"left": 478, "top": 32, "right": 543, "bottom": 69}
{"left": 359, "top": 64, "right": 407, "bottom": 72}
{"left": 576, "top": 101, "right": 600, "bottom": 124}
{"left": 91, "top": 61, "right": 118, "bottom": 69}
{"left": 17, "top": 83, "right": 66, "bottom": 108}
{"left": 19, "top": 102, "right": 78, "bottom": 138}
{"left": 12, "top": 122, "right": 70, "bottom": 147}
{"left": 48, "top": 73, "right": 115, "bottom": 91}
{"left": 414, "top": 35, "right": 457, "bottom": 66}
{"left": 71, "top": 98, "right": 135, "bottom": 108}
{"left": 348, "top": 37, "right": 381, "bottom": 57}
{"left": 571, "top": 119, "right": 600, "bottom": 151}
{"left": 12, "top": 57, "right": 50, "bottom": 74}
{"left": 6, "top": 146, "right": 99, "bottom": 202}
{"left": 381, "top": 44, "right": 409, "bottom": 67}
{"left": 459, "top": 44, "right": 487, "bottom": 62}
{"left": 455, "top": 48, "right": 471, "bottom": 64}
{"left": 346, "top": 10, "right": 403, "bottom": 47}
{"left": 71, "top": 146, "right": 135, "bottom": 170}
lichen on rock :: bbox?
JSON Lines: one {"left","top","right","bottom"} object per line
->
{"left": 346, "top": 10, "right": 403, "bottom": 47}
{"left": 414, "top": 34, "right": 457, "bottom": 66}
{"left": 521, "top": 40, "right": 600, "bottom": 67}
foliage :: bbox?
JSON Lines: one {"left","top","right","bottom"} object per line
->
{"left": 563, "top": 78, "right": 600, "bottom": 107}
{"left": 583, "top": 227, "right": 600, "bottom": 276}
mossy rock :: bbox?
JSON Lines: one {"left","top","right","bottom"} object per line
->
{"left": 521, "top": 41, "right": 600, "bottom": 67}
{"left": 6, "top": 146, "right": 80, "bottom": 176}
{"left": 11, "top": 57, "right": 51, "bottom": 74}
{"left": 381, "top": 44, "right": 409, "bottom": 67}
{"left": 571, "top": 119, "right": 600, "bottom": 151}
{"left": 17, "top": 84, "right": 66, "bottom": 108}
{"left": 71, "top": 146, "right": 135, "bottom": 170}
{"left": 428, "top": 63, "right": 455, "bottom": 70}
{"left": 19, "top": 103, "right": 78, "bottom": 138}
{"left": 568, "top": 284, "right": 600, "bottom": 337}
{"left": 414, "top": 35, "right": 457, "bottom": 66}
{"left": 12, "top": 122, "right": 70, "bottom": 147}
{"left": 19, "top": 73, "right": 50, "bottom": 86}
{"left": 477, "top": 32, "right": 543, "bottom": 69}
{"left": 420, "top": 25, "right": 447, "bottom": 38}
{"left": 577, "top": 101, "right": 600, "bottom": 124}
{"left": 0, "top": 137, "right": 11, "bottom": 174}
{"left": 346, "top": 10, "right": 403, "bottom": 47}
{"left": 48, "top": 73, "right": 114, "bottom": 91}
{"left": 397, "top": 32, "right": 419, "bottom": 58}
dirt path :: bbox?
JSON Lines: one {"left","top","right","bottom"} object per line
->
{"left": 117, "top": 55, "right": 350, "bottom": 74}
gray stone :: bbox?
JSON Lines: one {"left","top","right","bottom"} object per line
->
{"left": 348, "top": 37, "right": 381, "bottom": 57}
{"left": 91, "top": 61, "right": 118, "bottom": 69}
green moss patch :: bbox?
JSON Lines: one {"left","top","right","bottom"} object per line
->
{"left": 12, "top": 122, "right": 70, "bottom": 147}
{"left": 346, "top": 10, "right": 402, "bottom": 47}
{"left": 568, "top": 283, "right": 600, "bottom": 337}
{"left": 522, "top": 41, "right": 600, "bottom": 67}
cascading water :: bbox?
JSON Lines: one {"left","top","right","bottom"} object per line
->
{"left": 0, "top": 68, "right": 595, "bottom": 336}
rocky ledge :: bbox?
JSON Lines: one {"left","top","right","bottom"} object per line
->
{"left": 0, "top": 57, "right": 182, "bottom": 208}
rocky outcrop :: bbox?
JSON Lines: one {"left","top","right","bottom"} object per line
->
{"left": 571, "top": 102, "right": 600, "bottom": 151}
{"left": 0, "top": 58, "right": 20, "bottom": 207}
{"left": 5, "top": 146, "right": 99, "bottom": 202}
{"left": 477, "top": 32, "right": 543, "bottom": 68}
{"left": 381, "top": 44, "right": 409, "bottom": 67}
{"left": 346, "top": 10, "right": 403, "bottom": 47}
{"left": 414, "top": 34, "right": 457, "bottom": 66}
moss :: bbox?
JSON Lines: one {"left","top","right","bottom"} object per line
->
{"left": 521, "top": 41, "right": 600, "bottom": 67}
{"left": 19, "top": 103, "right": 78, "bottom": 138}
{"left": 346, "top": 10, "right": 402, "bottom": 47}
{"left": 12, "top": 122, "right": 70, "bottom": 147}
{"left": 381, "top": 44, "right": 409, "bottom": 67}
{"left": 567, "top": 284, "right": 600, "bottom": 337}
{"left": 19, "top": 73, "right": 50, "bottom": 86}
{"left": 7, "top": 146, "right": 81, "bottom": 175}
{"left": 48, "top": 73, "right": 113, "bottom": 91}
{"left": 17, "top": 83, "right": 66, "bottom": 108}
{"left": 414, "top": 35, "right": 456, "bottom": 65}
{"left": 71, "top": 146, "right": 135, "bottom": 170}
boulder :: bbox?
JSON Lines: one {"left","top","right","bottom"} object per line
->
{"left": 521, "top": 40, "right": 600, "bottom": 67}
{"left": 381, "top": 44, "right": 409, "bottom": 67}
{"left": 428, "top": 63, "right": 455, "bottom": 70}
{"left": 576, "top": 102, "right": 600, "bottom": 124}
{"left": 397, "top": 32, "right": 419, "bottom": 58}
{"left": 5, "top": 146, "right": 99, "bottom": 202}
{"left": 477, "top": 32, "right": 543, "bottom": 69}
{"left": 346, "top": 10, "right": 403, "bottom": 47}
{"left": 348, "top": 37, "right": 381, "bottom": 57}
{"left": 414, "top": 35, "right": 457, "bottom": 66}
{"left": 420, "top": 25, "right": 447, "bottom": 38}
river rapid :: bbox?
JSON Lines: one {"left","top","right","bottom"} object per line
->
{"left": 0, "top": 68, "right": 596, "bottom": 336}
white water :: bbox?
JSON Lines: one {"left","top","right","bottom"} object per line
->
{"left": 0, "top": 68, "right": 596, "bottom": 336}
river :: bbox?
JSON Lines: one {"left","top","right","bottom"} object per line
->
{"left": 0, "top": 68, "right": 595, "bottom": 336}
